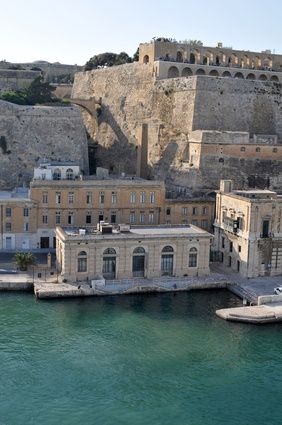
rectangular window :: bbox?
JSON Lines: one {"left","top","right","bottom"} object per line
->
{"left": 55, "top": 212, "right": 61, "bottom": 225}
{"left": 222, "top": 237, "right": 225, "bottom": 249}
{"left": 68, "top": 192, "right": 74, "bottom": 204}
{"left": 24, "top": 223, "right": 29, "bottom": 232}
{"left": 140, "top": 212, "right": 145, "bottom": 224}
{"left": 182, "top": 207, "right": 188, "bottom": 216}
{"left": 23, "top": 207, "right": 29, "bottom": 217}
{"left": 86, "top": 214, "right": 92, "bottom": 224}
{"left": 149, "top": 192, "right": 155, "bottom": 204}
{"left": 201, "top": 220, "right": 208, "bottom": 229}
{"left": 5, "top": 208, "right": 11, "bottom": 217}
{"left": 189, "top": 253, "right": 197, "bottom": 267}
{"left": 140, "top": 191, "right": 146, "bottom": 203}
{"left": 86, "top": 192, "right": 92, "bottom": 204}
{"left": 111, "top": 213, "right": 116, "bottom": 224}
{"left": 111, "top": 192, "right": 117, "bottom": 204}
{"left": 166, "top": 208, "right": 171, "bottom": 216}
{"left": 42, "top": 192, "right": 48, "bottom": 204}
{"left": 230, "top": 242, "right": 233, "bottom": 253}
{"left": 5, "top": 222, "right": 11, "bottom": 232}
{"left": 42, "top": 215, "right": 48, "bottom": 224}
{"left": 55, "top": 192, "right": 61, "bottom": 204}
{"left": 98, "top": 212, "right": 104, "bottom": 222}
{"left": 202, "top": 207, "right": 208, "bottom": 215}
{"left": 192, "top": 207, "right": 197, "bottom": 215}
{"left": 130, "top": 192, "right": 136, "bottom": 204}
{"left": 129, "top": 211, "right": 135, "bottom": 223}
{"left": 77, "top": 258, "right": 87, "bottom": 273}
{"left": 238, "top": 245, "right": 241, "bottom": 253}
{"left": 99, "top": 191, "right": 105, "bottom": 204}
{"left": 149, "top": 212, "right": 154, "bottom": 224}
{"left": 68, "top": 212, "right": 74, "bottom": 225}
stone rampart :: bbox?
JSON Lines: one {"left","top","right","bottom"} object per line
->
{"left": 0, "top": 101, "right": 89, "bottom": 189}
{"left": 72, "top": 63, "right": 282, "bottom": 192}
{"left": 0, "top": 69, "right": 41, "bottom": 93}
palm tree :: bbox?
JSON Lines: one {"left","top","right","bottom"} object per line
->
{"left": 14, "top": 252, "right": 36, "bottom": 271}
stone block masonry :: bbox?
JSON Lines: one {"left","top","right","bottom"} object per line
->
{"left": 0, "top": 100, "right": 89, "bottom": 189}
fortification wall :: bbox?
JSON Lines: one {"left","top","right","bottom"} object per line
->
{"left": 0, "top": 69, "right": 41, "bottom": 93}
{"left": 0, "top": 101, "right": 89, "bottom": 189}
{"left": 72, "top": 64, "right": 282, "bottom": 192}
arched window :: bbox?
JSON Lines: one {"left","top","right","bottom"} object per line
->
{"left": 161, "top": 246, "right": 174, "bottom": 275}
{"left": 176, "top": 51, "right": 183, "bottom": 62}
{"left": 143, "top": 55, "right": 149, "bottom": 64}
{"left": 190, "top": 53, "right": 196, "bottom": 64}
{"left": 203, "top": 56, "right": 208, "bottom": 65}
{"left": 132, "top": 247, "right": 145, "bottom": 277}
{"left": 189, "top": 247, "right": 198, "bottom": 267}
{"left": 103, "top": 248, "right": 116, "bottom": 279}
{"left": 77, "top": 251, "right": 87, "bottom": 272}
{"left": 66, "top": 168, "right": 74, "bottom": 180}
{"left": 53, "top": 168, "right": 61, "bottom": 180}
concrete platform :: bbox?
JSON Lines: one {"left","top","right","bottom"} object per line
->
{"left": 216, "top": 303, "right": 282, "bottom": 324}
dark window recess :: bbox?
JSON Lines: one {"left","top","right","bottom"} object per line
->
{"left": 86, "top": 215, "right": 92, "bottom": 224}
{"left": 262, "top": 220, "right": 270, "bottom": 238}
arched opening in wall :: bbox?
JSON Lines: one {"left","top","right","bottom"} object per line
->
{"left": 206, "top": 51, "right": 213, "bottom": 65}
{"left": 216, "top": 55, "right": 220, "bottom": 65}
{"left": 102, "top": 248, "right": 116, "bottom": 280}
{"left": 53, "top": 169, "right": 61, "bottom": 180}
{"left": 190, "top": 53, "right": 196, "bottom": 64}
{"left": 270, "top": 75, "right": 279, "bottom": 82}
{"left": 222, "top": 71, "right": 231, "bottom": 77}
{"left": 161, "top": 246, "right": 174, "bottom": 276}
{"left": 132, "top": 247, "right": 145, "bottom": 277}
{"left": 168, "top": 66, "right": 180, "bottom": 78}
{"left": 209, "top": 69, "right": 219, "bottom": 76}
{"left": 259, "top": 74, "right": 267, "bottom": 81}
{"left": 182, "top": 67, "right": 193, "bottom": 77}
{"left": 246, "top": 73, "right": 256, "bottom": 80}
{"left": 228, "top": 57, "right": 232, "bottom": 65}
{"left": 66, "top": 168, "right": 74, "bottom": 180}
{"left": 243, "top": 55, "right": 250, "bottom": 67}
{"left": 176, "top": 51, "right": 183, "bottom": 62}
{"left": 255, "top": 56, "right": 261, "bottom": 68}
{"left": 203, "top": 56, "right": 208, "bottom": 65}
{"left": 234, "top": 72, "right": 244, "bottom": 79}
{"left": 195, "top": 68, "right": 205, "bottom": 75}
{"left": 143, "top": 55, "right": 149, "bottom": 64}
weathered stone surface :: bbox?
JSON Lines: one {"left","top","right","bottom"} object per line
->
{"left": 0, "top": 100, "right": 89, "bottom": 189}
{"left": 72, "top": 64, "right": 282, "bottom": 192}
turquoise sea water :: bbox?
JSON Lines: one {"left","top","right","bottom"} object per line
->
{"left": 0, "top": 290, "right": 282, "bottom": 425}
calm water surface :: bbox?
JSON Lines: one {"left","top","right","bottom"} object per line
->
{"left": 0, "top": 290, "right": 282, "bottom": 425}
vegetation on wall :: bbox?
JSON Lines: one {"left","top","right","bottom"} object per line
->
{"left": 84, "top": 52, "right": 133, "bottom": 71}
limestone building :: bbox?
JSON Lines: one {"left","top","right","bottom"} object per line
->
{"left": 56, "top": 223, "right": 211, "bottom": 282}
{"left": 213, "top": 180, "right": 282, "bottom": 277}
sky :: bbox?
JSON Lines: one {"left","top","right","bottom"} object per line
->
{"left": 1, "top": 0, "right": 281, "bottom": 65}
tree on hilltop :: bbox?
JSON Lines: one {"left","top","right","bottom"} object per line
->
{"left": 84, "top": 52, "right": 132, "bottom": 71}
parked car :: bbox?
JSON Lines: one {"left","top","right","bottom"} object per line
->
{"left": 274, "top": 287, "right": 282, "bottom": 295}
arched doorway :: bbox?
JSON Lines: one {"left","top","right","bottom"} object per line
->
{"left": 190, "top": 53, "right": 196, "bottom": 64}
{"left": 161, "top": 246, "right": 174, "bottom": 276}
{"left": 188, "top": 247, "right": 198, "bottom": 268}
{"left": 103, "top": 248, "right": 116, "bottom": 279}
{"left": 53, "top": 168, "right": 61, "bottom": 180}
{"left": 168, "top": 66, "right": 180, "bottom": 78}
{"left": 77, "top": 251, "right": 87, "bottom": 273}
{"left": 132, "top": 247, "right": 145, "bottom": 277}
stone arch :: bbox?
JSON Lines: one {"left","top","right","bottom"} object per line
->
{"left": 168, "top": 66, "right": 180, "bottom": 78}
{"left": 242, "top": 55, "right": 250, "bottom": 67}
{"left": 222, "top": 71, "right": 231, "bottom": 77}
{"left": 205, "top": 51, "right": 214, "bottom": 65}
{"left": 263, "top": 57, "right": 273, "bottom": 68}
{"left": 209, "top": 69, "right": 219, "bottom": 76}
{"left": 190, "top": 50, "right": 200, "bottom": 64}
{"left": 203, "top": 56, "right": 208, "bottom": 65}
{"left": 234, "top": 72, "right": 244, "bottom": 79}
{"left": 66, "top": 168, "right": 74, "bottom": 180}
{"left": 143, "top": 55, "right": 149, "bottom": 64}
{"left": 246, "top": 73, "right": 256, "bottom": 80}
{"left": 176, "top": 51, "right": 183, "bottom": 62}
{"left": 215, "top": 55, "right": 220, "bottom": 65}
{"left": 182, "top": 67, "right": 193, "bottom": 77}
{"left": 195, "top": 68, "right": 205, "bottom": 76}
{"left": 259, "top": 74, "right": 268, "bottom": 81}
{"left": 270, "top": 75, "right": 279, "bottom": 82}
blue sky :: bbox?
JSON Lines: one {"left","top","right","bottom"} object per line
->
{"left": 1, "top": 0, "right": 281, "bottom": 65}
